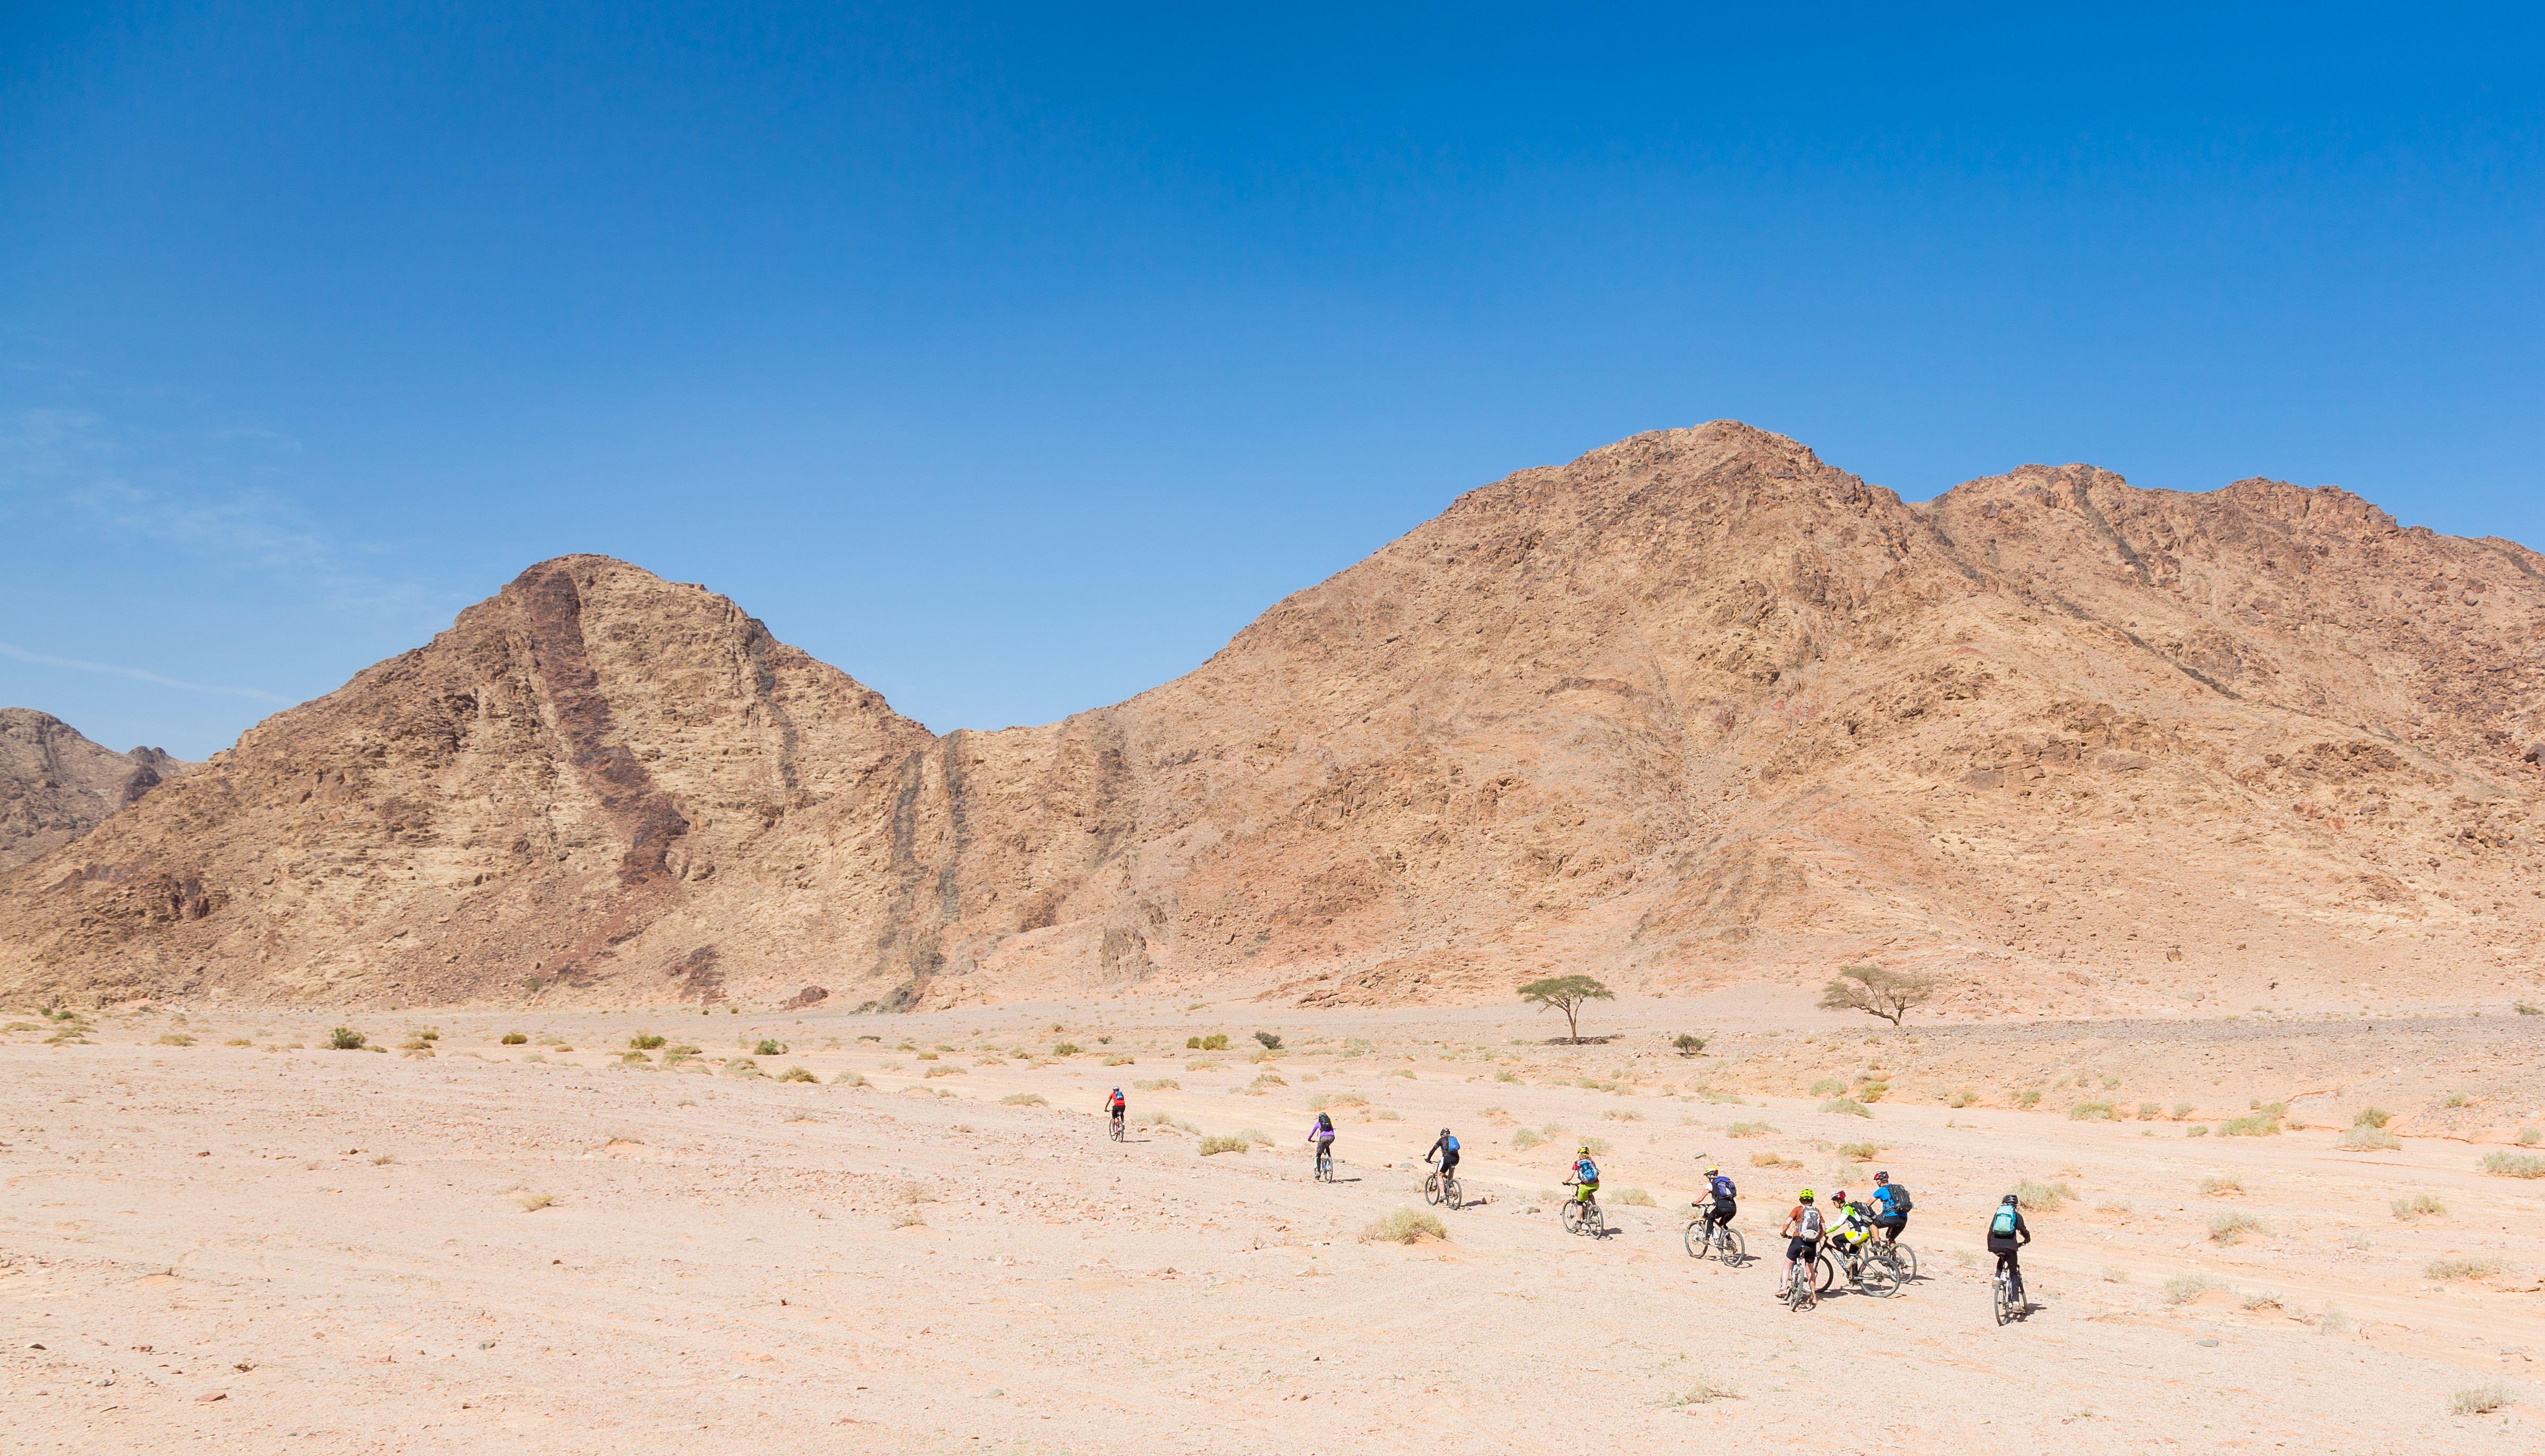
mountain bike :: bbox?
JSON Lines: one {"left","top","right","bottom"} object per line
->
{"left": 1684, "top": 1209, "right": 1744, "bottom": 1264}
{"left": 1875, "top": 1237, "right": 1919, "bottom": 1283}
{"left": 1831, "top": 1238, "right": 1899, "bottom": 1297}
{"left": 1313, "top": 1142, "right": 1335, "bottom": 1182}
{"left": 1560, "top": 1191, "right": 1604, "bottom": 1237}
{"left": 1992, "top": 1266, "right": 2027, "bottom": 1326}
{"left": 1422, "top": 1164, "right": 1463, "bottom": 1211}
{"left": 1781, "top": 1256, "right": 1818, "bottom": 1312}
{"left": 1108, "top": 1113, "right": 1125, "bottom": 1142}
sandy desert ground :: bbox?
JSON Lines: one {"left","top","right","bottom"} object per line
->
{"left": 6, "top": 994, "right": 2543, "bottom": 1454}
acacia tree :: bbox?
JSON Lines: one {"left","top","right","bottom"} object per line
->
{"left": 1816, "top": 964, "right": 1939, "bottom": 1026}
{"left": 1519, "top": 975, "right": 1615, "bottom": 1043}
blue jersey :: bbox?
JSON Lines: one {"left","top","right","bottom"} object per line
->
{"left": 1872, "top": 1184, "right": 1904, "bottom": 1215}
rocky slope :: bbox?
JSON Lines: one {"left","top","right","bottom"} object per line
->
{"left": 4, "top": 423, "right": 2541, "bottom": 1013}
{"left": 0, "top": 709, "right": 184, "bottom": 873}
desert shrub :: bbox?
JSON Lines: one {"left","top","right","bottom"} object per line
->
{"left": 924, "top": 1065, "right": 963, "bottom": 1079}
{"left": 2240, "top": 1290, "right": 2284, "bottom": 1312}
{"left": 225, "top": 1037, "right": 252, "bottom": 1046}
{"left": 1947, "top": 1088, "right": 1978, "bottom": 1107}
{"left": 1103, "top": 1054, "right": 1134, "bottom": 1066}
{"left": 1372, "top": 1109, "right": 1403, "bottom": 1121}
{"left": 1198, "top": 1135, "right": 1248, "bottom": 1155}
{"left": 2444, "top": 1091, "right": 2469, "bottom": 1108}
{"left": 1000, "top": 1091, "right": 1045, "bottom": 1105}
{"left": 2481, "top": 1151, "right": 2545, "bottom": 1179}
{"left": 1838, "top": 1141, "right": 1879, "bottom": 1161}
{"left": 2017, "top": 1089, "right": 2042, "bottom": 1108}
{"left": 2068, "top": 1101, "right": 2117, "bottom": 1121}
{"left": 1311, "top": 1092, "right": 1368, "bottom": 1109}
{"left": 2520, "top": 1002, "right": 2545, "bottom": 1017}
{"left": 2209, "top": 1212, "right": 2269, "bottom": 1245}
{"left": 1512, "top": 1129, "right": 1545, "bottom": 1150}
{"left": 1199, "top": 1034, "right": 1230, "bottom": 1051}
{"left": 1243, "top": 1073, "right": 1285, "bottom": 1094}
{"left": 2163, "top": 1273, "right": 2227, "bottom": 1304}
{"left": 2136, "top": 1101, "right": 2162, "bottom": 1120}
{"left": 2427, "top": 1257, "right": 2502, "bottom": 1282}
{"left": 753, "top": 1038, "right": 785, "bottom": 1057}
{"left": 1235, "top": 1126, "right": 1275, "bottom": 1146}
{"left": 2355, "top": 1106, "right": 2392, "bottom": 1129}
{"left": 1386, "top": 1068, "right": 1415, "bottom": 1079}
{"left": 1134, "top": 1078, "right": 1177, "bottom": 1090}
{"left": 1671, "top": 1033, "right": 1706, "bottom": 1055}
{"left": 2198, "top": 1175, "right": 2242, "bottom": 1196}
{"left": 1254, "top": 1031, "right": 1282, "bottom": 1050}
{"left": 1726, "top": 1121, "right": 1775, "bottom": 1138}
{"left": 500, "top": 1032, "right": 527, "bottom": 1045}
{"left": 2337, "top": 1126, "right": 2401, "bottom": 1151}
{"left": 2453, "top": 1383, "right": 2515, "bottom": 1416}
{"left": 2012, "top": 1179, "right": 2076, "bottom": 1212}
{"left": 914, "top": 1051, "right": 939, "bottom": 1061}
{"left": 327, "top": 1027, "right": 367, "bottom": 1051}
{"left": 1810, "top": 1078, "right": 1846, "bottom": 1095}
{"left": 1617, "top": 1187, "right": 1656, "bottom": 1206}
{"left": 1603, "top": 1109, "right": 1643, "bottom": 1122}
{"left": 1361, "top": 1206, "right": 1449, "bottom": 1244}
{"left": 155, "top": 1033, "right": 195, "bottom": 1046}
{"left": 2391, "top": 1192, "right": 2446, "bottom": 1220}
{"left": 1052, "top": 1042, "right": 1081, "bottom": 1057}
{"left": 1496, "top": 1069, "right": 1520, "bottom": 1082}
{"left": 2187, "top": 1125, "right": 2210, "bottom": 1137}
{"left": 778, "top": 1067, "right": 818, "bottom": 1083}
{"left": 1670, "top": 1378, "right": 1738, "bottom": 1405}
{"left": 1859, "top": 1081, "right": 1888, "bottom": 1103}
{"left": 1819, "top": 1098, "right": 1872, "bottom": 1118}
{"left": 518, "top": 1192, "right": 554, "bottom": 1212}
{"left": 629, "top": 1034, "right": 666, "bottom": 1050}
{"left": 2521, "top": 1129, "right": 2542, "bottom": 1147}
{"left": 2218, "top": 1114, "right": 2280, "bottom": 1137}
{"left": 1751, "top": 1151, "right": 1798, "bottom": 1168}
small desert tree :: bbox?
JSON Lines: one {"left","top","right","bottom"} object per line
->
{"left": 1817, "top": 964, "right": 1938, "bottom": 1026}
{"left": 1520, "top": 975, "right": 1615, "bottom": 1044}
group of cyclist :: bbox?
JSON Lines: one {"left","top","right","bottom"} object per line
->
{"left": 1106, "top": 1088, "right": 2036, "bottom": 1311}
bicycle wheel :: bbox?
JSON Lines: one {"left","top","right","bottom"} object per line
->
{"left": 1585, "top": 1202, "right": 1604, "bottom": 1237}
{"left": 1858, "top": 1253, "right": 1899, "bottom": 1297}
{"left": 1683, "top": 1220, "right": 1705, "bottom": 1258}
{"left": 1422, "top": 1174, "right": 1441, "bottom": 1206}
{"left": 1811, "top": 1250, "right": 1838, "bottom": 1293}
{"left": 1992, "top": 1275, "right": 2012, "bottom": 1326}
{"left": 1719, "top": 1227, "right": 1745, "bottom": 1265}
{"left": 1444, "top": 1177, "right": 1463, "bottom": 1212}
{"left": 1887, "top": 1242, "right": 1919, "bottom": 1282}
{"left": 1110, "top": 1118, "right": 1124, "bottom": 1142}
{"left": 1562, "top": 1201, "right": 1584, "bottom": 1235}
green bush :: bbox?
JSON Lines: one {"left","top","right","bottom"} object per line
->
{"left": 2069, "top": 1101, "right": 2117, "bottom": 1121}
{"left": 1671, "top": 1033, "right": 1706, "bottom": 1055}
{"left": 327, "top": 1027, "right": 367, "bottom": 1051}
{"left": 500, "top": 1032, "right": 527, "bottom": 1045}
{"left": 2354, "top": 1106, "right": 2392, "bottom": 1128}
{"left": 629, "top": 1034, "right": 666, "bottom": 1050}
{"left": 1254, "top": 1031, "right": 1282, "bottom": 1050}
{"left": 1053, "top": 1042, "right": 1082, "bottom": 1056}
{"left": 2218, "top": 1113, "right": 2280, "bottom": 1137}
{"left": 778, "top": 1067, "right": 818, "bottom": 1083}
{"left": 753, "top": 1038, "right": 785, "bottom": 1057}
{"left": 1838, "top": 1141, "right": 1879, "bottom": 1161}
{"left": 2012, "top": 1179, "right": 2076, "bottom": 1212}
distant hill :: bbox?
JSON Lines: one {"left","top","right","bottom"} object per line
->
{"left": 0, "top": 709, "right": 185, "bottom": 873}
{"left": 4, "top": 422, "right": 2539, "bottom": 1013}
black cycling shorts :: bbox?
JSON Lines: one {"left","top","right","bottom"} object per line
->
{"left": 1874, "top": 1212, "right": 1906, "bottom": 1235}
{"left": 1707, "top": 1201, "right": 1736, "bottom": 1226}
{"left": 1438, "top": 1152, "right": 1459, "bottom": 1173}
{"left": 1786, "top": 1236, "right": 1820, "bottom": 1263}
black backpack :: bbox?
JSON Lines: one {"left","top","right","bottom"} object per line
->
{"left": 1891, "top": 1184, "right": 1913, "bottom": 1214}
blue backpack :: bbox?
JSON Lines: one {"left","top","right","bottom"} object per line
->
{"left": 1991, "top": 1205, "right": 2018, "bottom": 1236}
{"left": 1711, "top": 1174, "right": 1737, "bottom": 1201}
{"left": 1443, "top": 1135, "right": 1459, "bottom": 1152}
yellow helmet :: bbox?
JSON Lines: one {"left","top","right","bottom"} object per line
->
{"left": 1799, "top": 1188, "right": 1816, "bottom": 1201}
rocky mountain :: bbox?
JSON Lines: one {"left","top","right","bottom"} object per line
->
{"left": 4, "top": 422, "right": 2541, "bottom": 1013}
{"left": 0, "top": 710, "right": 185, "bottom": 873}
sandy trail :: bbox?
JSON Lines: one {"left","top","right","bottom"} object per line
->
{"left": 4, "top": 999, "right": 2541, "bottom": 1453}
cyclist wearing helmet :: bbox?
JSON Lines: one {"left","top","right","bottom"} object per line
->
{"left": 1425, "top": 1127, "right": 1461, "bottom": 1182}
{"left": 1701, "top": 1162, "right": 1737, "bottom": 1236}
{"left": 1567, "top": 1146, "right": 1601, "bottom": 1205}
{"left": 1868, "top": 1171, "right": 1909, "bottom": 1242}
{"left": 1988, "top": 1192, "right": 2032, "bottom": 1304}
{"left": 1779, "top": 1189, "right": 1825, "bottom": 1298}
{"left": 1105, "top": 1087, "right": 1126, "bottom": 1125}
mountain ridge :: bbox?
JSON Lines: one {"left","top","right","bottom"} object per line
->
{"left": 5, "top": 421, "right": 2540, "bottom": 1013}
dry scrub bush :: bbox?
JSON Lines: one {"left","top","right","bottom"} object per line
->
{"left": 2392, "top": 1192, "right": 2446, "bottom": 1220}
{"left": 923, "top": 1065, "right": 964, "bottom": 1079}
{"left": 1838, "top": 1141, "right": 1881, "bottom": 1161}
{"left": 1819, "top": 1098, "right": 1872, "bottom": 1118}
{"left": 2068, "top": 1101, "right": 2117, "bottom": 1121}
{"left": 2198, "top": 1176, "right": 2243, "bottom": 1196}
{"left": 2453, "top": 1382, "right": 2515, "bottom": 1416}
{"left": 1726, "top": 1121, "right": 1775, "bottom": 1138}
{"left": 2136, "top": 1101, "right": 2162, "bottom": 1120}
{"left": 1198, "top": 1135, "right": 1249, "bottom": 1155}
{"left": 2163, "top": 1273, "right": 2227, "bottom": 1304}
{"left": 2014, "top": 1179, "right": 2077, "bottom": 1211}
{"left": 2218, "top": 1114, "right": 2280, "bottom": 1137}
{"left": 1603, "top": 1109, "right": 1643, "bottom": 1122}
{"left": 1000, "top": 1092, "right": 1046, "bottom": 1106}
{"left": 1104, "top": 1054, "right": 1134, "bottom": 1066}
{"left": 2427, "top": 1257, "right": 2503, "bottom": 1282}
{"left": 1135, "top": 1078, "right": 1177, "bottom": 1090}
{"left": 1372, "top": 1109, "right": 1403, "bottom": 1121}
{"left": 2209, "top": 1212, "right": 2269, "bottom": 1245}
{"left": 1752, "top": 1152, "right": 1799, "bottom": 1169}
{"left": 1670, "top": 1379, "right": 1739, "bottom": 1405}
{"left": 629, "top": 1034, "right": 666, "bottom": 1050}
{"left": 2337, "top": 1126, "right": 2401, "bottom": 1151}
{"left": 2355, "top": 1107, "right": 2392, "bottom": 1128}
{"left": 2482, "top": 1151, "right": 2545, "bottom": 1179}
{"left": 1810, "top": 1078, "right": 1846, "bottom": 1096}
{"left": 1948, "top": 1089, "right": 1979, "bottom": 1107}
{"left": 1512, "top": 1129, "right": 1545, "bottom": 1150}
{"left": 155, "top": 1033, "right": 194, "bottom": 1046}
{"left": 327, "top": 1027, "right": 367, "bottom": 1050}
{"left": 778, "top": 1067, "right": 818, "bottom": 1083}
{"left": 1362, "top": 1207, "right": 1449, "bottom": 1244}
{"left": 1052, "top": 1042, "right": 1082, "bottom": 1057}
{"left": 518, "top": 1192, "right": 554, "bottom": 1212}
{"left": 753, "top": 1038, "right": 785, "bottom": 1056}
{"left": 1617, "top": 1188, "right": 1656, "bottom": 1206}
{"left": 832, "top": 1071, "right": 870, "bottom": 1087}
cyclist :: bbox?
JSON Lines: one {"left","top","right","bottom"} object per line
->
{"left": 1425, "top": 1127, "right": 1461, "bottom": 1185}
{"left": 1988, "top": 1192, "right": 2032, "bottom": 1305}
{"left": 1700, "top": 1163, "right": 1737, "bottom": 1241}
{"left": 1778, "top": 1188, "right": 1825, "bottom": 1299}
{"left": 1105, "top": 1087, "right": 1126, "bottom": 1135}
{"left": 1566, "top": 1146, "right": 1601, "bottom": 1209}
{"left": 1306, "top": 1111, "right": 1337, "bottom": 1171}
{"left": 1868, "top": 1171, "right": 1909, "bottom": 1243}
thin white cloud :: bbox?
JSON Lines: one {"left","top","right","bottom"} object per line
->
{"left": 0, "top": 641, "right": 294, "bottom": 704}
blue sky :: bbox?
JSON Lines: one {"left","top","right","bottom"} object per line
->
{"left": 4, "top": 3, "right": 2541, "bottom": 759}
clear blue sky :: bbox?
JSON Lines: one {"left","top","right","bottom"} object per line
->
{"left": 5, "top": 4, "right": 2541, "bottom": 759}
